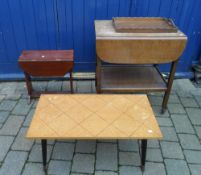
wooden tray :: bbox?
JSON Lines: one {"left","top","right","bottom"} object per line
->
{"left": 113, "top": 17, "right": 178, "bottom": 33}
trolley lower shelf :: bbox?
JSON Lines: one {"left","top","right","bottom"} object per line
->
{"left": 99, "top": 65, "right": 167, "bottom": 92}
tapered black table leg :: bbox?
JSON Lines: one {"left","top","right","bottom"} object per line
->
{"left": 41, "top": 139, "right": 47, "bottom": 172}
{"left": 141, "top": 139, "right": 147, "bottom": 171}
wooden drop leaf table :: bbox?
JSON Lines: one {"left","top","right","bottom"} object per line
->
{"left": 26, "top": 94, "right": 163, "bottom": 172}
{"left": 18, "top": 50, "right": 74, "bottom": 100}
{"left": 95, "top": 19, "right": 187, "bottom": 113}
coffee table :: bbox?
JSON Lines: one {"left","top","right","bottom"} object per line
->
{"left": 26, "top": 94, "right": 162, "bottom": 172}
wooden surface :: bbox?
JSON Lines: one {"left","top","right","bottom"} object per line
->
{"left": 26, "top": 94, "right": 163, "bottom": 140}
{"left": 18, "top": 50, "right": 74, "bottom": 76}
{"left": 99, "top": 65, "right": 167, "bottom": 92}
{"left": 113, "top": 17, "right": 177, "bottom": 33}
{"left": 19, "top": 50, "right": 73, "bottom": 62}
{"left": 95, "top": 20, "right": 187, "bottom": 64}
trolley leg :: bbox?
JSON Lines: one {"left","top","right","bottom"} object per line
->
{"left": 162, "top": 60, "right": 178, "bottom": 113}
{"left": 96, "top": 56, "right": 102, "bottom": 94}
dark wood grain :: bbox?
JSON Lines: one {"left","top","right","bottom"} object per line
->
{"left": 19, "top": 50, "right": 74, "bottom": 76}
{"left": 19, "top": 50, "right": 73, "bottom": 61}
{"left": 18, "top": 50, "right": 74, "bottom": 99}
{"left": 19, "top": 61, "right": 74, "bottom": 77}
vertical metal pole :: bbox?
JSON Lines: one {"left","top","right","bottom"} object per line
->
{"left": 162, "top": 60, "right": 178, "bottom": 113}
{"left": 141, "top": 139, "right": 147, "bottom": 171}
{"left": 41, "top": 139, "right": 47, "bottom": 172}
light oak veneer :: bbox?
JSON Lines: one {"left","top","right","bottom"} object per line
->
{"left": 95, "top": 20, "right": 187, "bottom": 64}
{"left": 26, "top": 94, "right": 162, "bottom": 140}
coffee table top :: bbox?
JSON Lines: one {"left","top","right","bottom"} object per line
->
{"left": 26, "top": 94, "right": 162, "bottom": 139}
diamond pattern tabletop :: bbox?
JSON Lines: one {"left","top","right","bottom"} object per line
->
{"left": 26, "top": 94, "right": 163, "bottom": 139}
